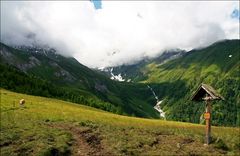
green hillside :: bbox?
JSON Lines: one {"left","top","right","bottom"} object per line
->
{"left": 0, "top": 42, "right": 159, "bottom": 118}
{"left": 1, "top": 90, "right": 239, "bottom": 155}
{"left": 139, "top": 40, "right": 240, "bottom": 126}
{"left": 1, "top": 39, "right": 239, "bottom": 126}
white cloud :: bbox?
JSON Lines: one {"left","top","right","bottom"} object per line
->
{"left": 1, "top": 1, "right": 239, "bottom": 68}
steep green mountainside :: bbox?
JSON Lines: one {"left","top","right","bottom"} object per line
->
{"left": 0, "top": 63, "right": 122, "bottom": 113}
{"left": 139, "top": 39, "right": 240, "bottom": 126}
{"left": 0, "top": 42, "right": 159, "bottom": 118}
{"left": 0, "top": 43, "right": 107, "bottom": 90}
{"left": 1, "top": 90, "right": 239, "bottom": 155}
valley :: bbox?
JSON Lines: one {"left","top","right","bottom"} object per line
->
{"left": 0, "top": 42, "right": 159, "bottom": 118}
{"left": 1, "top": 39, "right": 239, "bottom": 127}
{"left": 1, "top": 1, "right": 239, "bottom": 155}
{"left": 99, "top": 40, "right": 240, "bottom": 127}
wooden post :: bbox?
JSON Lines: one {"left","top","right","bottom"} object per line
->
{"left": 205, "top": 100, "right": 211, "bottom": 145}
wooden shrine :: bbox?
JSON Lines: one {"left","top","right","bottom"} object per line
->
{"left": 191, "top": 83, "right": 224, "bottom": 145}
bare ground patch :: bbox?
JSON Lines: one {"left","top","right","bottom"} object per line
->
{"left": 48, "top": 123, "right": 112, "bottom": 156}
{"left": 147, "top": 134, "right": 228, "bottom": 155}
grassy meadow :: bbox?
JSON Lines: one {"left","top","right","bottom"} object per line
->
{"left": 1, "top": 89, "right": 239, "bottom": 155}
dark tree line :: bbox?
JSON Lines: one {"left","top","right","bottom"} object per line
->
{"left": 0, "top": 64, "right": 123, "bottom": 114}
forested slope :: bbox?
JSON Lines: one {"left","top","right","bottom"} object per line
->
{"left": 141, "top": 40, "right": 240, "bottom": 126}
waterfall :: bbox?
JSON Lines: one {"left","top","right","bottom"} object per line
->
{"left": 147, "top": 85, "right": 165, "bottom": 118}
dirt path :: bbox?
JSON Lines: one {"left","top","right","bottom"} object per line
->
{"left": 49, "top": 123, "right": 111, "bottom": 156}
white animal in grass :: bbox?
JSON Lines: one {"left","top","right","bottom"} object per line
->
{"left": 19, "top": 99, "right": 25, "bottom": 107}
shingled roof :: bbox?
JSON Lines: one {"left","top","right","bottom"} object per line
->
{"left": 191, "top": 83, "right": 224, "bottom": 101}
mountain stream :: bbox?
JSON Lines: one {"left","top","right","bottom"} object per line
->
{"left": 147, "top": 85, "right": 165, "bottom": 118}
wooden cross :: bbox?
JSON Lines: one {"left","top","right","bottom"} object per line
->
{"left": 191, "top": 84, "right": 224, "bottom": 145}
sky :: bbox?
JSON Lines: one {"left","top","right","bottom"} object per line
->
{"left": 1, "top": 1, "right": 239, "bottom": 68}
{"left": 91, "top": 0, "right": 102, "bottom": 10}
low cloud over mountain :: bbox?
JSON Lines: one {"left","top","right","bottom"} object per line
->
{"left": 1, "top": 1, "right": 239, "bottom": 67}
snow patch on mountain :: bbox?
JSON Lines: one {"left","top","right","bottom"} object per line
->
{"left": 110, "top": 68, "right": 125, "bottom": 81}
{"left": 127, "top": 79, "right": 131, "bottom": 82}
{"left": 98, "top": 66, "right": 107, "bottom": 72}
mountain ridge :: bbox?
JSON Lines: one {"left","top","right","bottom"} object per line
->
{"left": 98, "top": 49, "right": 186, "bottom": 82}
{"left": 1, "top": 39, "right": 239, "bottom": 126}
{"left": 0, "top": 42, "right": 159, "bottom": 118}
